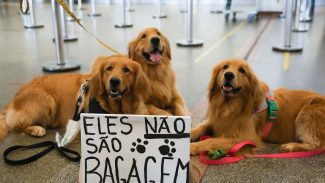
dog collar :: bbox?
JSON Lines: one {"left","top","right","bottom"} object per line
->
{"left": 254, "top": 90, "right": 279, "bottom": 139}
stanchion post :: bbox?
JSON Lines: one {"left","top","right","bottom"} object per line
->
{"left": 153, "top": 0, "right": 167, "bottom": 18}
{"left": 59, "top": 5, "right": 78, "bottom": 41}
{"left": 125, "top": 0, "right": 135, "bottom": 12}
{"left": 43, "top": 0, "right": 80, "bottom": 72}
{"left": 177, "top": 0, "right": 203, "bottom": 47}
{"left": 300, "top": 0, "right": 312, "bottom": 22}
{"left": 211, "top": 0, "right": 223, "bottom": 14}
{"left": 88, "top": 0, "right": 101, "bottom": 17}
{"left": 67, "top": 0, "right": 80, "bottom": 21}
{"left": 115, "top": 0, "right": 133, "bottom": 28}
{"left": 273, "top": 0, "right": 303, "bottom": 52}
{"left": 24, "top": 0, "right": 44, "bottom": 28}
{"left": 77, "top": 0, "right": 85, "bottom": 10}
{"left": 293, "top": 0, "right": 308, "bottom": 32}
{"left": 180, "top": 0, "right": 187, "bottom": 13}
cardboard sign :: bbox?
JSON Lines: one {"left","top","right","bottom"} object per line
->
{"left": 80, "top": 114, "right": 191, "bottom": 183}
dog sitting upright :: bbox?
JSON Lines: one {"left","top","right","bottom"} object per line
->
{"left": 190, "top": 59, "right": 325, "bottom": 155}
{"left": 127, "top": 27, "right": 187, "bottom": 116}
{"left": 0, "top": 55, "right": 148, "bottom": 140}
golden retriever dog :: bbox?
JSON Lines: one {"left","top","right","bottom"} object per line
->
{"left": 0, "top": 55, "right": 148, "bottom": 140}
{"left": 190, "top": 59, "right": 325, "bottom": 155}
{"left": 127, "top": 27, "right": 187, "bottom": 116}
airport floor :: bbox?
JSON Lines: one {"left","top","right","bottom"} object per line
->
{"left": 0, "top": 1, "right": 325, "bottom": 183}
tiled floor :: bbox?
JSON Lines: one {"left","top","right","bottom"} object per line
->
{"left": 0, "top": 2, "right": 324, "bottom": 183}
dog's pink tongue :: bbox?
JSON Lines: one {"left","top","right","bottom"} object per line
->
{"left": 149, "top": 53, "right": 161, "bottom": 62}
{"left": 223, "top": 85, "right": 232, "bottom": 91}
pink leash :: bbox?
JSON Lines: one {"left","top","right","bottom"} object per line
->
{"left": 199, "top": 136, "right": 325, "bottom": 165}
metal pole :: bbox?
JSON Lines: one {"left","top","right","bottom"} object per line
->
{"left": 177, "top": 0, "right": 203, "bottom": 47}
{"left": 273, "top": 0, "right": 303, "bottom": 52}
{"left": 115, "top": 0, "right": 133, "bottom": 28}
{"left": 293, "top": 0, "right": 308, "bottom": 32}
{"left": 180, "top": 0, "right": 187, "bottom": 13}
{"left": 88, "top": 0, "right": 101, "bottom": 16}
{"left": 153, "top": 0, "right": 167, "bottom": 18}
{"left": 59, "top": 5, "right": 78, "bottom": 41}
{"left": 125, "top": 0, "right": 135, "bottom": 12}
{"left": 247, "top": 0, "right": 260, "bottom": 22}
{"left": 211, "top": 0, "right": 222, "bottom": 14}
{"left": 24, "top": 0, "right": 44, "bottom": 28}
{"left": 43, "top": 0, "right": 80, "bottom": 72}
{"left": 77, "top": 0, "right": 85, "bottom": 10}
{"left": 300, "top": 0, "right": 312, "bottom": 22}
{"left": 69, "top": 0, "right": 74, "bottom": 13}
{"left": 67, "top": 0, "right": 80, "bottom": 21}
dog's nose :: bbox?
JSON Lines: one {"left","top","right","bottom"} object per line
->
{"left": 151, "top": 37, "right": 160, "bottom": 46}
{"left": 224, "top": 72, "right": 234, "bottom": 81}
{"left": 110, "top": 77, "right": 120, "bottom": 87}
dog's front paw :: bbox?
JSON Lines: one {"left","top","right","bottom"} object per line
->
{"left": 190, "top": 143, "right": 201, "bottom": 155}
{"left": 281, "top": 143, "right": 306, "bottom": 152}
{"left": 24, "top": 126, "right": 46, "bottom": 137}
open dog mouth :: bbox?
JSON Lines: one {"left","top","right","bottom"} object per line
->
{"left": 222, "top": 83, "right": 241, "bottom": 95}
{"left": 142, "top": 48, "right": 163, "bottom": 64}
{"left": 109, "top": 89, "right": 123, "bottom": 99}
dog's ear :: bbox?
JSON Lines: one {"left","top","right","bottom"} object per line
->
{"left": 163, "top": 35, "right": 172, "bottom": 60}
{"left": 247, "top": 69, "right": 264, "bottom": 109}
{"left": 91, "top": 56, "right": 108, "bottom": 74}
{"left": 208, "top": 65, "right": 222, "bottom": 99}
{"left": 128, "top": 40, "right": 136, "bottom": 60}
{"left": 90, "top": 62, "right": 107, "bottom": 96}
{"left": 133, "top": 63, "right": 149, "bottom": 99}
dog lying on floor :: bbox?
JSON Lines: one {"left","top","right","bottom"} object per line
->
{"left": 127, "top": 27, "right": 188, "bottom": 116}
{"left": 190, "top": 59, "right": 325, "bottom": 155}
{"left": 0, "top": 55, "right": 149, "bottom": 140}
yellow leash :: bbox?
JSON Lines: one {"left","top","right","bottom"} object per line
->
{"left": 56, "top": 0, "right": 121, "bottom": 54}
{"left": 19, "top": 0, "right": 29, "bottom": 14}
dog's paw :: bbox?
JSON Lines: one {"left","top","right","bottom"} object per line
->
{"left": 190, "top": 143, "right": 200, "bottom": 156}
{"left": 281, "top": 143, "right": 300, "bottom": 152}
{"left": 24, "top": 126, "right": 46, "bottom": 137}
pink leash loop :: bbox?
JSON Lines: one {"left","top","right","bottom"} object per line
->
{"left": 199, "top": 136, "right": 325, "bottom": 165}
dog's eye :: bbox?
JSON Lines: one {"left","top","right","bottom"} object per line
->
{"left": 107, "top": 66, "right": 113, "bottom": 71}
{"left": 157, "top": 32, "right": 161, "bottom": 36}
{"left": 223, "top": 64, "right": 229, "bottom": 69}
{"left": 141, "top": 34, "right": 146, "bottom": 39}
{"left": 123, "top": 67, "right": 130, "bottom": 73}
{"left": 239, "top": 67, "right": 246, "bottom": 74}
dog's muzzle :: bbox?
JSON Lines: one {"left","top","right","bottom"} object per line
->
{"left": 109, "top": 77, "right": 123, "bottom": 99}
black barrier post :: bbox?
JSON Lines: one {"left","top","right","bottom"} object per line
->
{"left": 42, "top": 0, "right": 80, "bottom": 72}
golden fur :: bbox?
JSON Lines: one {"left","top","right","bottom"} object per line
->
{"left": 0, "top": 55, "right": 148, "bottom": 140}
{"left": 190, "top": 59, "right": 325, "bottom": 155}
{"left": 128, "top": 27, "right": 187, "bottom": 116}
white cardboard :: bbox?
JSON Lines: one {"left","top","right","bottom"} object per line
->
{"left": 80, "top": 114, "right": 191, "bottom": 183}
